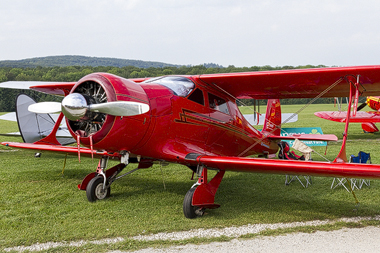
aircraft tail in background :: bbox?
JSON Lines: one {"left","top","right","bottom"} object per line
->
{"left": 262, "top": 99, "right": 281, "bottom": 136}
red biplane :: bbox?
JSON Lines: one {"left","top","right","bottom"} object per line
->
{"left": 315, "top": 96, "right": 380, "bottom": 133}
{"left": 2, "top": 65, "right": 380, "bottom": 218}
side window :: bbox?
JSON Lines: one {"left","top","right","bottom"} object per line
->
{"left": 208, "top": 93, "right": 230, "bottom": 114}
{"left": 188, "top": 88, "right": 204, "bottom": 105}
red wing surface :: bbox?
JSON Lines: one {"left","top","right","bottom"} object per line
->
{"left": 197, "top": 156, "right": 380, "bottom": 179}
{"left": 315, "top": 111, "right": 380, "bottom": 123}
{"left": 197, "top": 65, "right": 380, "bottom": 99}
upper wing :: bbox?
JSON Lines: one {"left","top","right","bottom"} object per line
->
{"left": 197, "top": 65, "right": 380, "bottom": 99}
{"left": 0, "top": 81, "right": 76, "bottom": 96}
{"left": 315, "top": 111, "right": 380, "bottom": 123}
{"left": 196, "top": 155, "right": 380, "bottom": 179}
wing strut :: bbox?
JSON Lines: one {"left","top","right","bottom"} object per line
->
{"left": 334, "top": 75, "right": 361, "bottom": 163}
{"left": 333, "top": 76, "right": 362, "bottom": 205}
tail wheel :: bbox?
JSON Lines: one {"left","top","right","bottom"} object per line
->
{"left": 183, "top": 187, "right": 205, "bottom": 219}
{"left": 86, "top": 176, "right": 111, "bottom": 202}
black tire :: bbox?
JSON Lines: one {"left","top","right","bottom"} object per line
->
{"left": 183, "top": 187, "right": 204, "bottom": 219}
{"left": 86, "top": 176, "right": 111, "bottom": 202}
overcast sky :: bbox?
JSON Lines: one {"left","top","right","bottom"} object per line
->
{"left": 1, "top": 0, "right": 380, "bottom": 67}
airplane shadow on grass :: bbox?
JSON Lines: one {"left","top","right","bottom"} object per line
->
{"left": 98, "top": 168, "right": 380, "bottom": 221}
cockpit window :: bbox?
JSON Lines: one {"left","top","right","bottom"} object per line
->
{"left": 188, "top": 88, "right": 204, "bottom": 105}
{"left": 208, "top": 93, "right": 230, "bottom": 114}
{"left": 143, "top": 76, "right": 195, "bottom": 97}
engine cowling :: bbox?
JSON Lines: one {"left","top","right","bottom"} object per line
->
{"left": 66, "top": 73, "right": 151, "bottom": 152}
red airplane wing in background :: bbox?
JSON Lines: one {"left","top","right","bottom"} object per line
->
{"left": 315, "top": 96, "right": 380, "bottom": 133}
{"left": 315, "top": 111, "right": 380, "bottom": 123}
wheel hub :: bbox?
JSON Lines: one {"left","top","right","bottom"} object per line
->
{"left": 94, "top": 183, "right": 108, "bottom": 200}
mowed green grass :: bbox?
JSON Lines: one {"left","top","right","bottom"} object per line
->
{"left": 1, "top": 104, "right": 380, "bottom": 250}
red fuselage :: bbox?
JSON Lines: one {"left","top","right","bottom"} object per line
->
{"left": 66, "top": 73, "right": 278, "bottom": 166}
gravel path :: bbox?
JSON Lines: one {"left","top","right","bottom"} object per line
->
{"left": 4, "top": 216, "right": 380, "bottom": 252}
{"left": 126, "top": 226, "right": 380, "bottom": 253}
{"left": 132, "top": 216, "right": 380, "bottom": 241}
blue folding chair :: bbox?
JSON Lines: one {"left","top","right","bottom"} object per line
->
{"left": 331, "top": 151, "right": 371, "bottom": 191}
{"left": 350, "top": 151, "right": 371, "bottom": 188}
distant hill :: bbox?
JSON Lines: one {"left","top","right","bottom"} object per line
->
{"left": 0, "top": 55, "right": 185, "bottom": 68}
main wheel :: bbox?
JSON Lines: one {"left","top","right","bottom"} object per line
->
{"left": 183, "top": 187, "right": 205, "bottom": 219}
{"left": 86, "top": 176, "right": 111, "bottom": 202}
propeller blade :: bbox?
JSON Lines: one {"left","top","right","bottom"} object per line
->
{"left": 357, "top": 102, "right": 367, "bottom": 111}
{"left": 89, "top": 101, "right": 149, "bottom": 116}
{"left": 28, "top": 102, "right": 62, "bottom": 114}
{"left": 29, "top": 93, "right": 149, "bottom": 120}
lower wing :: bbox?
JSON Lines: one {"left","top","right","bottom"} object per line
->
{"left": 1, "top": 142, "right": 121, "bottom": 159}
{"left": 196, "top": 156, "right": 380, "bottom": 179}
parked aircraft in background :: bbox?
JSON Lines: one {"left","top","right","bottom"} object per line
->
{"left": 0, "top": 94, "right": 73, "bottom": 144}
{"left": 315, "top": 96, "right": 380, "bottom": 133}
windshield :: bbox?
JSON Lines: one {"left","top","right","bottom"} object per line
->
{"left": 143, "top": 76, "right": 195, "bottom": 97}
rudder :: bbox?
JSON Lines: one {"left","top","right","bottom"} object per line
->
{"left": 262, "top": 99, "right": 281, "bottom": 136}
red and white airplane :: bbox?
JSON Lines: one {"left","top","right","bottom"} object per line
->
{"left": 315, "top": 96, "right": 380, "bottom": 133}
{"left": 2, "top": 65, "right": 380, "bottom": 218}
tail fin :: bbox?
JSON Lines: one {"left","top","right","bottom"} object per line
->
{"left": 262, "top": 99, "right": 281, "bottom": 136}
{"left": 16, "top": 94, "right": 74, "bottom": 145}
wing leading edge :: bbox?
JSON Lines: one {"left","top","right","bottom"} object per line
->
{"left": 2, "top": 142, "right": 121, "bottom": 159}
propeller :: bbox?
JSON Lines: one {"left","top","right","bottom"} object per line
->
{"left": 28, "top": 93, "right": 150, "bottom": 121}
{"left": 357, "top": 101, "right": 367, "bottom": 111}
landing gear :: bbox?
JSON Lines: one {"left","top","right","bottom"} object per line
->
{"left": 183, "top": 166, "right": 225, "bottom": 218}
{"left": 78, "top": 154, "right": 140, "bottom": 202}
{"left": 86, "top": 176, "right": 110, "bottom": 202}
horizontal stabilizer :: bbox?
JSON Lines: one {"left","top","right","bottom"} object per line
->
{"left": 0, "top": 132, "right": 21, "bottom": 137}
{"left": 243, "top": 113, "right": 298, "bottom": 125}
{"left": 268, "top": 134, "right": 338, "bottom": 142}
{"left": 0, "top": 112, "right": 17, "bottom": 121}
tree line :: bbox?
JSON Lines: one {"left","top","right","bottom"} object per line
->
{"left": 0, "top": 64, "right": 335, "bottom": 112}
{"left": 0, "top": 55, "right": 182, "bottom": 69}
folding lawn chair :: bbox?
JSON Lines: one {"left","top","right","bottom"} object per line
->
{"left": 351, "top": 151, "right": 371, "bottom": 188}
{"left": 331, "top": 178, "right": 359, "bottom": 192}
{"left": 278, "top": 140, "right": 312, "bottom": 188}
{"left": 331, "top": 151, "right": 371, "bottom": 191}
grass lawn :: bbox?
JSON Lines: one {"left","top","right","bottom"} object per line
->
{"left": 1, "top": 103, "right": 380, "bottom": 251}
